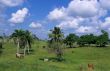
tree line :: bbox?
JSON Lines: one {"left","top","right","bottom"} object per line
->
{"left": 64, "top": 30, "right": 109, "bottom": 48}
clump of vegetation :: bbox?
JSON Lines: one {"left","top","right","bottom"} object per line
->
{"left": 96, "top": 30, "right": 109, "bottom": 47}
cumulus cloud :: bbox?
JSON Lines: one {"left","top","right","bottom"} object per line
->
{"left": 29, "top": 22, "right": 42, "bottom": 28}
{"left": 75, "top": 26, "right": 97, "bottom": 34}
{"left": 101, "top": 17, "right": 110, "bottom": 28}
{"left": 99, "top": 0, "right": 110, "bottom": 10}
{"left": 47, "top": 1, "right": 109, "bottom": 29}
{"left": 0, "top": 0, "right": 24, "bottom": 7}
{"left": 67, "top": 0, "right": 99, "bottom": 17}
{"left": 57, "top": 17, "right": 84, "bottom": 29}
{"left": 9, "top": 8, "right": 29, "bottom": 24}
{"left": 0, "top": 0, "right": 25, "bottom": 26}
{"left": 46, "top": 0, "right": 104, "bottom": 35}
{"left": 47, "top": 7, "right": 66, "bottom": 20}
{"left": 48, "top": 0, "right": 100, "bottom": 20}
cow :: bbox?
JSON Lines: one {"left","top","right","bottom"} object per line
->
{"left": 16, "top": 53, "right": 24, "bottom": 58}
{"left": 88, "top": 64, "right": 94, "bottom": 71}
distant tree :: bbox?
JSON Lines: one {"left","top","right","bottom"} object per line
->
{"left": 88, "top": 34, "right": 97, "bottom": 45}
{"left": 96, "top": 30, "right": 109, "bottom": 47}
{"left": 48, "top": 27, "right": 64, "bottom": 61}
{"left": 77, "top": 34, "right": 97, "bottom": 47}
{"left": 77, "top": 35, "right": 87, "bottom": 47}
{"left": 64, "top": 33, "right": 79, "bottom": 48}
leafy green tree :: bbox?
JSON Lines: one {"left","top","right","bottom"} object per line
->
{"left": 77, "top": 34, "right": 97, "bottom": 47}
{"left": 77, "top": 35, "right": 87, "bottom": 47}
{"left": 48, "top": 27, "right": 64, "bottom": 61}
{"left": 64, "top": 33, "right": 79, "bottom": 48}
{"left": 96, "top": 30, "right": 109, "bottom": 47}
{"left": 88, "top": 34, "right": 97, "bottom": 44}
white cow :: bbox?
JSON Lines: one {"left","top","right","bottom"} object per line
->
{"left": 16, "top": 53, "right": 24, "bottom": 58}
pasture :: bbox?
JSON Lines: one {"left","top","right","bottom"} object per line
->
{"left": 0, "top": 41, "right": 110, "bottom": 71}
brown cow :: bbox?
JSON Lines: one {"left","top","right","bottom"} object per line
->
{"left": 88, "top": 64, "right": 94, "bottom": 71}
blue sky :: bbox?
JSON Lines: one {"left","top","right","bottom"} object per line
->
{"left": 0, "top": 0, "right": 110, "bottom": 39}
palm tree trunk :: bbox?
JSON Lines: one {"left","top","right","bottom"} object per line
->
{"left": 24, "top": 45, "right": 26, "bottom": 56}
{"left": 27, "top": 41, "right": 30, "bottom": 54}
{"left": 17, "top": 40, "right": 20, "bottom": 53}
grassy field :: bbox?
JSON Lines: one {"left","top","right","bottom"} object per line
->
{"left": 0, "top": 41, "right": 110, "bottom": 71}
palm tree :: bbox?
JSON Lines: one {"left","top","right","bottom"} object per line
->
{"left": 49, "top": 27, "right": 63, "bottom": 42}
{"left": 24, "top": 30, "right": 33, "bottom": 54}
{"left": 11, "top": 30, "right": 24, "bottom": 54}
{"left": 48, "top": 27, "right": 64, "bottom": 61}
{"left": 11, "top": 29, "right": 34, "bottom": 56}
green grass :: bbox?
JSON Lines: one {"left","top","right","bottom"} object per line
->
{"left": 0, "top": 41, "right": 110, "bottom": 71}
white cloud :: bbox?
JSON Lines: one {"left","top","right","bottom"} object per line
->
{"left": 29, "top": 22, "right": 42, "bottom": 28}
{"left": 0, "top": 0, "right": 24, "bottom": 7}
{"left": 75, "top": 26, "right": 97, "bottom": 34}
{"left": 47, "top": 0, "right": 100, "bottom": 20}
{"left": 46, "top": 0, "right": 110, "bottom": 36}
{"left": 97, "top": 8, "right": 107, "bottom": 17}
{"left": 67, "top": 0, "right": 99, "bottom": 17}
{"left": 46, "top": 0, "right": 103, "bottom": 31}
{"left": 9, "top": 8, "right": 29, "bottom": 24}
{"left": 47, "top": 7, "right": 66, "bottom": 20}
{"left": 101, "top": 17, "right": 110, "bottom": 28}
{"left": 99, "top": 0, "right": 110, "bottom": 10}
{"left": 58, "top": 17, "right": 84, "bottom": 29}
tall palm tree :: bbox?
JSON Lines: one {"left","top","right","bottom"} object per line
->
{"left": 49, "top": 27, "right": 63, "bottom": 42}
{"left": 48, "top": 27, "right": 64, "bottom": 61}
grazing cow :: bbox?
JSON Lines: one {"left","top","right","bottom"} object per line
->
{"left": 88, "top": 64, "right": 94, "bottom": 71}
{"left": 16, "top": 53, "right": 24, "bottom": 58}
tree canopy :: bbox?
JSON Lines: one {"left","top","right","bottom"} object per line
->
{"left": 64, "top": 33, "right": 79, "bottom": 48}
